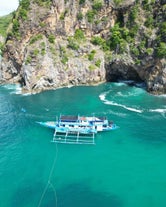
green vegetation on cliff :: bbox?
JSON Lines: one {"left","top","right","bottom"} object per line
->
{"left": 0, "top": 13, "right": 13, "bottom": 37}
{"left": 0, "top": 13, "right": 13, "bottom": 52}
{"left": 89, "top": 0, "right": 166, "bottom": 60}
{"left": 0, "top": 0, "right": 165, "bottom": 94}
{"left": 4, "top": 0, "right": 165, "bottom": 60}
{"left": 33, "top": 0, "right": 51, "bottom": 7}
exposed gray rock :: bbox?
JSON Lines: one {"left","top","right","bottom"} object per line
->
{"left": 0, "top": 0, "right": 165, "bottom": 94}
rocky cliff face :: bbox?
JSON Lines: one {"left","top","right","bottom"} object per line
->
{"left": 0, "top": 0, "right": 166, "bottom": 94}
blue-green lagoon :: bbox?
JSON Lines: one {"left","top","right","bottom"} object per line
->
{"left": 0, "top": 83, "right": 166, "bottom": 207}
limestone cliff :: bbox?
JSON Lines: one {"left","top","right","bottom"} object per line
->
{"left": 0, "top": 0, "right": 166, "bottom": 94}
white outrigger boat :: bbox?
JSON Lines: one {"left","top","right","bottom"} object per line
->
{"left": 37, "top": 115, "right": 118, "bottom": 144}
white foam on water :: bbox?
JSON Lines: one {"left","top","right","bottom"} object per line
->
{"left": 22, "top": 92, "right": 32, "bottom": 96}
{"left": 105, "top": 100, "right": 143, "bottom": 113}
{"left": 10, "top": 88, "right": 22, "bottom": 94}
{"left": 149, "top": 109, "right": 166, "bottom": 113}
{"left": 99, "top": 91, "right": 109, "bottom": 101}
{"left": 115, "top": 91, "right": 140, "bottom": 97}
{"left": 67, "top": 85, "right": 73, "bottom": 88}
{"left": 2, "top": 84, "right": 38, "bottom": 96}
{"left": 148, "top": 108, "right": 166, "bottom": 119}
{"left": 112, "top": 82, "right": 127, "bottom": 86}
{"left": 154, "top": 94, "right": 166, "bottom": 98}
{"left": 99, "top": 92, "right": 143, "bottom": 113}
{"left": 2, "top": 84, "right": 22, "bottom": 94}
{"left": 124, "top": 106, "right": 143, "bottom": 113}
{"left": 2, "top": 84, "right": 21, "bottom": 90}
{"left": 116, "top": 91, "right": 130, "bottom": 97}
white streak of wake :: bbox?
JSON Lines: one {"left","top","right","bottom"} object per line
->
{"left": 99, "top": 92, "right": 143, "bottom": 113}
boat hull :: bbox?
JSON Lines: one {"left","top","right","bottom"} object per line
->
{"left": 36, "top": 121, "right": 57, "bottom": 129}
{"left": 37, "top": 121, "right": 118, "bottom": 132}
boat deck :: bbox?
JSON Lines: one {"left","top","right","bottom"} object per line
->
{"left": 37, "top": 114, "right": 118, "bottom": 144}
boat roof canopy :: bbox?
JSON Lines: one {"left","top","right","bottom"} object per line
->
{"left": 59, "top": 115, "right": 107, "bottom": 122}
{"left": 60, "top": 115, "right": 78, "bottom": 122}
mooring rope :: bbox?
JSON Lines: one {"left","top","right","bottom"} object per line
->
{"left": 37, "top": 143, "right": 58, "bottom": 207}
{"left": 49, "top": 181, "right": 58, "bottom": 207}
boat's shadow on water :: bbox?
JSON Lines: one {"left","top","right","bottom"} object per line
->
{"left": 11, "top": 181, "right": 124, "bottom": 207}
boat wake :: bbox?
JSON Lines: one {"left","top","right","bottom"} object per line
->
{"left": 99, "top": 89, "right": 166, "bottom": 117}
{"left": 149, "top": 109, "right": 166, "bottom": 118}
{"left": 149, "top": 108, "right": 166, "bottom": 113}
{"left": 105, "top": 100, "right": 143, "bottom": 113}
{"left": 99, "top": 91, "right": 109, "bottom": 101}
{"left": 99, "top": 92, "right": 143, "bottom": 113}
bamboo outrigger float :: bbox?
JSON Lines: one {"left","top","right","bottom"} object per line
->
{"left": 53, "top": 128, "right": 95, "bottom": 145}
{"left": 37, "top": 115, "right": 118, "bottom": 144}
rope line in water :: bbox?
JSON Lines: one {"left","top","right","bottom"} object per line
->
{"left": 49, "top": 181, "right": 58, "bottom": 207}
{"left": 37, "top": 143, "right": 58, "bottom": 207}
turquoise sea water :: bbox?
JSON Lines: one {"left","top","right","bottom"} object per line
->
{"left": 0, "top": 82, "right": 166, "bottom": 207}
